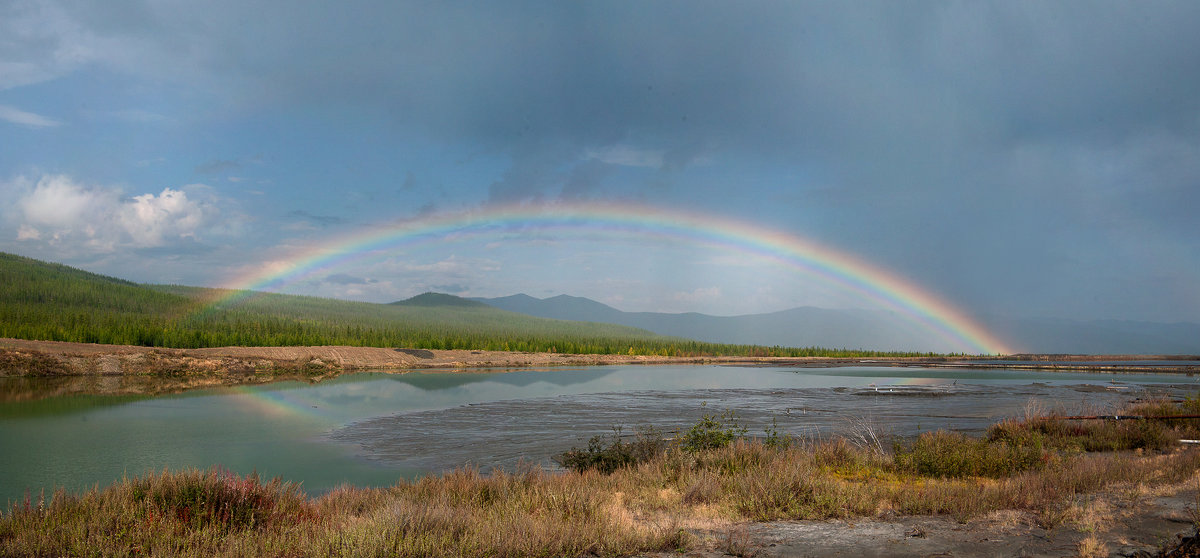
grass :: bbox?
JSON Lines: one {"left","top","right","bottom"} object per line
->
{"left": 2, "top": 467, "right": 689, "bottom": 558}
{"left": 894, "top": 430, "right": 1056, "bottom": 478}
{"left": 986, "top": 396, "right": 1200, "bottom": 454}
{"left": 5, "top": 398, "right": 1200, "bottom": 556}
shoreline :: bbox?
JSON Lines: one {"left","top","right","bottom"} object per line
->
{"left": 2, "top": 338, "right": 1197, "bottom": 401}
{"left": 2, "top": 337, "right": 1197, "bottom": 375}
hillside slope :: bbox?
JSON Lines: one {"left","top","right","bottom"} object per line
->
{"left": 0, "top": 253, "right": 678, "bottom": 353}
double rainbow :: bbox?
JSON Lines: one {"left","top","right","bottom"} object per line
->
{"left": 202, "top": 202, "right": 1013, "bottom": 355}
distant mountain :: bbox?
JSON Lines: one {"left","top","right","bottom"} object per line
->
{"left": 474, "top": 294, "right": 1200, "bottom": 355}
{"left": 473, "top": 294, "right": 629, "bottom": 324}
{"left": 474, "top": 294, "right": 941, "bottom": 352}
{"left": 391, "top": 292, "right": 489, "bottom": 308}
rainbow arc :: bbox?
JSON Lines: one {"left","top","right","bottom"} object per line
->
{"left": 199, "top": 202, "right": 1013, "bottom": 355}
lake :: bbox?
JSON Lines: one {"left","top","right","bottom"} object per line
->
{"left": 2, "top": 365, "right": 1197, "bottom": 506}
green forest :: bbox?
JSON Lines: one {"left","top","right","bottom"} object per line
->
{"left": 0, "top": 252, "right": 930, "bottom": 357}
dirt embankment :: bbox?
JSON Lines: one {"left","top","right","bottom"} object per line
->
{"left": 0, "top": 337, "right": 771, "bottom": 377}
{"left": 3, "top": 338, "right": 1198, "bottom": 378}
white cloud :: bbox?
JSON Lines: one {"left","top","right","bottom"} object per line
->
{"left": 120, "top": 188, "right": 208, "bottom": 247}
{"left": 0, "top": 104, "right": 61, "bottom": 127}
{"left": 17, "top": 174, "right": 107, "bottom": 228}
{"left": 7, "top": 174, "right": 233, "bottom": 252}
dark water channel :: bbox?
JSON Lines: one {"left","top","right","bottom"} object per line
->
{"left": 2, "top": 365, "right": 1197, "bottom": 506}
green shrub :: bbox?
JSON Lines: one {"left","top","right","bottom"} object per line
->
{"left": 556, "top": 426, "right": 665, "bottom": 474}
{"left": 680, "top": 409, "right": 747, "bottom": 453}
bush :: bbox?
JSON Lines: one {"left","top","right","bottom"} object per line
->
{"left": 557, "top": 407, "right": 755, "bottom": 474}
{"left": 680, "top": 409, "right": 747, "bottom": 453}
{"left": 557, "top": 426, "right": 665, "bottom": 474}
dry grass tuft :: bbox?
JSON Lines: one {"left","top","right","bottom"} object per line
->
{"left": 1077, "top": 534, "right": 1108, "bottom": 558}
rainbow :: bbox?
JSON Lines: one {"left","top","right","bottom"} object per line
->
{"left": 226, "top": 383, "right": 333, "bottom": 421}
{"left": 200, "top": 202, "right": 1013, "bottom": 355}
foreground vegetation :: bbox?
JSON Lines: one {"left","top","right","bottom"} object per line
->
{"left": 5, "top": 398, "right": 1200, "bottom": 557}
{"left": 0, "top": 252, "right": 936, "bottom": 358}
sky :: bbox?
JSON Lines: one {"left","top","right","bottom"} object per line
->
{"left": 1, "top": 1, "right": 1198, "bottom": 326}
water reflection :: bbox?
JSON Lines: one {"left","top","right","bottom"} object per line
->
{"left": 2, "top": 365, "right": 1197, "bottom": 506}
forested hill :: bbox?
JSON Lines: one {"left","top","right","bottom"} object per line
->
{"left": 0, "top": 252, "right": 902, "bottom": 357}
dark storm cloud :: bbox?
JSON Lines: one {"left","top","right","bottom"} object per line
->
{"left": 198, "top": 2, "right": 1196, "bottom": 219}
{"left": 60, "top": 2, "right": 1200, "bottom": 181}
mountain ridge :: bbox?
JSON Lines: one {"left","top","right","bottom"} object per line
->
{"left": 473, "top": 293, "right": 1200, "bottom": 355}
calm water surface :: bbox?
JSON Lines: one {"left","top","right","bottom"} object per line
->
{"left": 2, "top": 365, "right": 1197, "bottom": 505}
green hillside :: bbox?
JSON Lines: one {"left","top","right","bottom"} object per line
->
{"left": 0, "top": 252, "right": 923, "bottom": 357}
{"left": 0, "top": 253, "right": 735, "bottom": 355}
